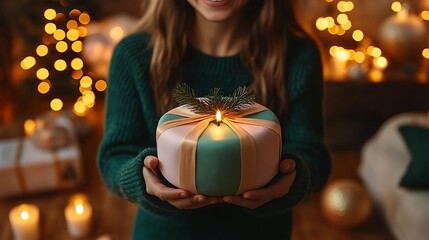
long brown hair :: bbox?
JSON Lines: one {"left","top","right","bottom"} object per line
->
{"left": 138, "top": 0, "right": 306, "bottom": 116}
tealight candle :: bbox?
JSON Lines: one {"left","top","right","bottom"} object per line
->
{"left": 64, "top": 194, "right": 92, "bottom": 238}
{"left": 9, "top": 204, "right": 40, "bottom": 240}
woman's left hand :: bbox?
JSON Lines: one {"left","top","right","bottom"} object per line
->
{"left": 223, "top": 159, "right": 296, "bottom": 209}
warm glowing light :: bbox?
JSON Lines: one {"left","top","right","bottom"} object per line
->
{"left": 421, "top": 10, "right": 429, "bottom": 20}
{"left": 77, "top": 26, "right": 88, "bottom": 37}
{"left": 71, "top": 58, "right": 84, "bottom": 70}
{"left": 326, "top": 17, "right": 335, "bottom": 28}
{"left": 83, "top": 91, "right": 95, "bottom": 106}
{"left": 354, "top": 52, "right": 365, "bottom": 63}
{"left": 369, "top": 69, "right": 383, "bottom": 83}
{"left": 316, "top": 17, "right": 328, "bottom": 31}
{"left": 216, "top": 111, "right": 222, "bottom": 125}
{"left": 69, "top": 9, "right": 82, "bottom": 18}
{"left": 370, "top": 47, "right": 382, "bottom": 58}
{"left": 36, "top": 68, "right": 49, "bottom": 80}
{"left": 326, "top": 0, "right": 333, "bottom": 2}
{"left": 56, "top": 41, "right": 68, "bottom": 53}
{"left": 45, "top": 22, "right": 57, "bottom": 34}
{"left": 21, "top": 56, "right": 36, "bottom": 70}
{"left": 67, "top": 29, "right": 79, "bottom": 41}
{"left": 75, "top": 204, "right": 84, "bottom": 215}
{"left": 337, "top": 13, "right": 349, "bottom": 25}
{"left": 79, "top": 86, "right": 91, "bottom": 94}
{"left": 69, "top": 194, "right": 88, "bottom": 206}
{"left": 79, "top": 12, "right": 91, "bottom": 25}
{"left": 329, "top": 46, "right": 338, "bottom": 57}
{"left": 352, "top": 30, "right": 364, "bottom": 42}
{"left": 36, "top": 45, "right": 48, "bottom": 57}
{"left": 24, "top": 119, "right": 36, "bottom": 136}
{"left": 44, "top": 9, "right": 56, "bottom": 20}
{"left": 54, "top": 59, "right": 67, "bottom": 71}
{"left": 335, "top": 48, "right": 349, "bottom": 62}
{"left": 67, "top": 20, "right": 78, "bottom": 30}
{"left": 337, "top": 1, "right": 353, "bottom": 12}
{"left": 72, "top": 41, "right": 83, "bottom": 52}
{"left": 95, "top": 80, "right": 107, "bottom": 92}
{"left": 74, "top": 101, "right": 86, "bottom": 116}
{"left": 38, "top": 81, "right": 50, "bottom": 94}
{"left": 328, "top": 25, "right": 339, "bottom": 35}
{"left": 391, "top": 1, "right": 402, "bottom": 13}
{"left": 53, "top": 29, "right": 66, "bottom": 41}
{"left": 109, "top": 27, "right": 124, "bottom": 41}
{"left": 72, "top": 70, "right": 84, "bottom": 80}
{"left": 374, "top": 57, "right": 388, "bottom": 69}
{"left": 346, "top": 50, "right": 355, "bottom": 61}
{"left": 423, "top": 48, "right": 429, "bottom": 59}
{"left": 341, "top": 20, "right": 352, "bottom": 30}
{"left": 50, "top": 98, "right": 63, "bottom": 111}
{"left": 336, "top": 26, "right": 346, "bottom": 36}
{"left": 80, "top": 76, "right": 92, "bottom": 88}
{"left": 20, "top": 210, "right": 29, "bottom": 221}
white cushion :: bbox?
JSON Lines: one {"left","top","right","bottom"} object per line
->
{"left": 359, "top": 112, "right": 429, "bottom": 240}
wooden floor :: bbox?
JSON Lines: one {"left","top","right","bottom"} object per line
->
{"left": 0, "top": 109, "right": 395, "bottom": 240}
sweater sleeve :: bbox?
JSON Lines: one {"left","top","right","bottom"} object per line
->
{"left": 245, "top": 38, "right": 331, "bottom": 217}
{"left": 97, "top": 35, "right": 182, "bottom": 216}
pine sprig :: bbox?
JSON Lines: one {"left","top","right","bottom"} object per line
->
{"left": 173, "top": 83, "right": 255, "bottom": 114}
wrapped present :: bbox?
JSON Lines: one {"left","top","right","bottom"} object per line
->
{"left": 0, "top": 116, "right": 83, "bottom": 198}
{"left": 156, "top": 85, "right": 282, "bottom": 196}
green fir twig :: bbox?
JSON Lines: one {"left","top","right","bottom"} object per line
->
{"left": 173, "top": 83, "right": 255, "bottom": 114}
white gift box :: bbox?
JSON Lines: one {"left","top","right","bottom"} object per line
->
{"left": 0, "top": 119, "right": 83, "bottom": 198}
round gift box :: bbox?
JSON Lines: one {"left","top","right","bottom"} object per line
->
{"left": 156, "top": 104, "right": 281, "bottom": 196}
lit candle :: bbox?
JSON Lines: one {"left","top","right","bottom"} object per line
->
{"left": 9, "top": 204, "right": 40, "bottom": 240}
{"left": 216, "top": 110, "right": 222, "bottom": 126}
{"left": 64, "top": 194, "right": 92, "bottom": 238}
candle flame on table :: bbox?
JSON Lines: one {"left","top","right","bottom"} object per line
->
{"left": 20, "top": 210, "right": 29, "bottom": 221}
{"left": 216, "top": 110, "right": 222, "bottom": 126}
{"left": 75, "top": 204, "right": 84, "bottom": 215}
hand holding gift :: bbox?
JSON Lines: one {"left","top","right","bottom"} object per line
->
{"left": 150, "top": 84, "right": 287, "bottom": 208}
{"left": 143, "top": 155, "right": 223, "bottom": 209}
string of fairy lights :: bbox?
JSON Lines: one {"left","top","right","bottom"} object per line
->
{"left": 20, "top": 5, "right": 107, "bottom": 116}
{"left": 316, "top": 0, "right": 429, "bottom": 82}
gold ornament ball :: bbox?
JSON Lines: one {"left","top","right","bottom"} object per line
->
{"left": 379, "top": 13, "right": 427, "bottom": 62}
{"left": 320, "top": 179, "right": 372, "bottom": 228}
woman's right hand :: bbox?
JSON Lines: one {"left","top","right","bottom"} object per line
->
{"left": 142, "top": 155, "right": 223, "bottom": 209}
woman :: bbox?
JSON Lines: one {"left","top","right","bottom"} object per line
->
{"left": 98, "top": 0, "right": 331, "bottom": 239}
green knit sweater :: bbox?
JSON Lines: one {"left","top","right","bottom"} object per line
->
{"left": 97, "top": 33, "right": 331, "bottom": 239}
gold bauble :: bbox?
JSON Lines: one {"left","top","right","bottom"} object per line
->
{"left": 379, "top": 12, "right": 427, "bottom": 62}
{"left": 320, "top": 179, "right": 372, "bottom": 228}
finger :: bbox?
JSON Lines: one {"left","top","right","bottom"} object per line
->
{"left": 144, "top": 155, "right": 159, "bottom": 171}
{"left": 223, "top": 196, "right": 263, "bottom": 209}
{"left": 168, "top": 195, "right": 220, "bottom": 209}
{"left": 143, "top": 167, "right": 188, "bottom": 200}
{"left": 280, "top": 159, "right": 296, "bottom": 173}
{"left": 243, "top": 171, "right": 296, "bottom": 200}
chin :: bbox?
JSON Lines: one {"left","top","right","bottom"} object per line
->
{"left": 188, "top": 0, "right": 248, "bottom": 22}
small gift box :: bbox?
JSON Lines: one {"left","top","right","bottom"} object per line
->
{"left": 0, "top": 116, "right": 83, "bottom": 198}
{"left": 156, "top": 85, "right": 282, "bottom": 196}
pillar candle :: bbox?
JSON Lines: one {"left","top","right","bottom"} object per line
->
{"left": 9, "top": 204, "right": 39, "bottom": 240}
{"left": 64, "top": 194, "right": 92, "bottom": 238}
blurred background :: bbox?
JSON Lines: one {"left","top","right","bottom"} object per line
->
{"left": 1, "top": 0, "right": 428, "bottom": 239}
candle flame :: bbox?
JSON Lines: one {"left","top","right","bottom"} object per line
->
{"left": 75, "top": 204, "right": 84, "bottom": 215}
{"left": 20, "top": 210, "right": 29, "bottom": 220}
{"left": 216, "top": 111, "right": 222, "bottom": 125}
